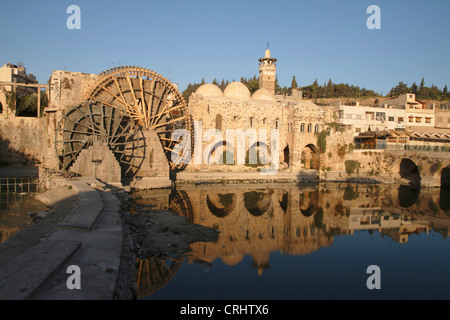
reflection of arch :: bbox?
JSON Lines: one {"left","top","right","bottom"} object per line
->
{"left": 301, "top": 144, "right": 320, "bottom": 169}
{"left": 399, "top": 158, "right": 421, "bottom": 184}
{"left": 398, "top": 185, "right": 420, "bottom": 208}
{"left": 439, "top": 188, "right": 450, "bottom": 213}
{"left": 244, "top": 191, "right": 273, "bottom": 216}
{"left": 278, "top": 192, "right": 288, "bottom": 214}
{"left": 441, "top": 166, "right": 450, "bottom": 188}
{"left": 299, "top": 191, "right": 319, "bottom": 217}
{"left": 206, "top": 193, "right": 236, "bottom": 218}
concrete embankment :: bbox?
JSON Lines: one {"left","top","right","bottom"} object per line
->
{"left": 0, "top": 177, "right": 126, "bottom": 300}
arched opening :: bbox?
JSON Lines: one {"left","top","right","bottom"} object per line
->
{"left": 0, "top": 102, "right": 3, "bottom": 114}
{"left": 248, "top": 141, "right": 269, "bottom": 166}
{"left": 441, "top": 166, "right": 450, "bottom": 188}
{"left": 208, "top": 140, "right": 234, "bottom": 164}
{"left": 399, "top": 158, "right": 421, "bottom": 185}
{"left": 301, "top": 144, "right": 320, "bottom": 169}
{"left": 283, "top": 145, "right": 290, "bottom": 166}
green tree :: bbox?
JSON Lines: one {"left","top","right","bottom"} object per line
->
{"left": 291, "top": 76, "right": 298, "bottom": 90}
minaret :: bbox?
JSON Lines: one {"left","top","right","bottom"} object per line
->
{"left": 258, "top": 47, "right": 277, "bottom": 94}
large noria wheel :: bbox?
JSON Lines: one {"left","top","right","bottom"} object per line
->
{"left": 55, "top": 100, "right": 146, "bottom": 177}
{"left": 84, "top": 66, "right": 193, "bottom": 171}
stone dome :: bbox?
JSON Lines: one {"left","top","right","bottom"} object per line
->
{"left": 223, "top": 81, "right": 251, "bottom": 101}
{"left": 195, "top": 83, "right": 223, "bottom": 97}
{"left": 251, "top": 88, "right": 276, "bottom": 101}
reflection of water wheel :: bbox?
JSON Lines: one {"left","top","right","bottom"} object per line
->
{"left": 169, "top": 190, "right": 193, "bottom": 222}
{"left": 84, "top": 66, "right": 193, "bottom": 171}
{"left": 55, "top": 101, "right": 145, "bottom": 176}
{"left": 135, "top": 254, "right": 185, "bottom": 298}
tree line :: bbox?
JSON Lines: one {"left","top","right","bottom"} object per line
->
{"left": 181, "top": 75, "right": 449, "bottom": 103}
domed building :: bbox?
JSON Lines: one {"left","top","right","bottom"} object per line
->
{"left": 223, "top": 81, "right": 251, "bottom": 101}
{"left": 187, "top": 49, "right": 349, "bottom": 172}
{"left": 195, "top": 83, "right": 223, "bottom": 97}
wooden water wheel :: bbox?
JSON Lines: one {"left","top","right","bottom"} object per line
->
{"left": 55, "top": 100, "right": 146, "bottom": 176}
{"left": 84, "top": 66, "right": 193, "bottom": 171}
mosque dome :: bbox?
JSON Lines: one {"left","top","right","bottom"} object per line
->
{"left": 251, "top": 88, "right": 276, "bottom": 101}
{"left": 223, "top": 81, "right": 251, "bottom": 101}
{"left": 195, "top": 83, "right": 223, "bottom": 97}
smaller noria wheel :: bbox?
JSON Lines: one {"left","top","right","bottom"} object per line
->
{"left": 55, "top": 100, "right": 145, "bottom": 177}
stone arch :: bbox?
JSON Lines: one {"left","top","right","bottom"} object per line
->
{"left": 208, "top": 140, "right": 234, "bottom": 164}
{"left": 441, "top": 166, "right": 450, "bottom": 188}
{"left": 399, "top": 158, "right": 421, "bottom": 185}
{"left": 206, "top": 193, "right": 236, "bottom": 218}
{"left": 283, "top": 145, "right": 290, "bottom": 166}
{"left": 249, "top": 141, "right": 269, "bottom": 165}
{"left": 301, "top": 144, "right": 320, "bottom": 169}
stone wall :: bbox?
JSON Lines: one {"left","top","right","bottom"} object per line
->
{"left": 0, "top": 116, "right": 45, "bottom": 165}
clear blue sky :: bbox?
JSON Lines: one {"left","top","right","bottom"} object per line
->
{"left": 1, "top": 0, "right": 449, "bottom": 96}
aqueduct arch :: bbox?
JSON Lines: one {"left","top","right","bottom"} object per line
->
{"left": 301, "top": 144, "right": 320, "bottom": 170}
{"left": 399, "top": 158, "right": 421, "bottom": 185}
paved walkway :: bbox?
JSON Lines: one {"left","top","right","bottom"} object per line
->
{"left": 0, "top": 177, "right": 124, "bottom": 300}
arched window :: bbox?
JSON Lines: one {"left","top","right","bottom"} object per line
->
{"left": 0, "top": 102, "right": 3, "bottom": 114}
{"left": 307, "top": 123, "right": 312, "bottom": 133}
{"left": 216, "top": 114, "right": 222, "bottom": 131}
{"left": 250, "top": 117, "right": 255, "bottom": 128}
{"left": 300, "top": 123, "right": 305, "bottom": 133}
{"left": 263, "top": 118, "right": 266, "bottom": 125}
{"left": 275, "top": 118, "right": 280, "bottom": 129}
{"left": 314, "top": 124, "right": 319, "bottom": 133}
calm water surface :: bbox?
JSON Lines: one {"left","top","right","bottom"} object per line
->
{"left": 132, "top": 183, "right": 449, "bottom": 300}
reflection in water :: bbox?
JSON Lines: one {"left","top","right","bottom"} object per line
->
{"left": 131, "top": 183, "right": 450, "bottom": 299}
{"left": 0, "top": 193, "right": 47, "bottom": 243}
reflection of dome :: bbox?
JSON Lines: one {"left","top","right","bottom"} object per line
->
{"left": 252, "top": 88, "right": 276, "bottom": 101}
{"left": 206, "top": 193, "right": 236, "bottom": 218}
{"left": 224, "top": 81, "right": 251, "bottom": 101}
{"left": 244, "top": 191, "right": 273, "bottom": 216}
{"left": 195, "top": 83, "right": 223, "bottom": 97}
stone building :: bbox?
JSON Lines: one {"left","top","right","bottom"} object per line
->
{"left": 187, "top": 49, "right": 350, "bottom": 172}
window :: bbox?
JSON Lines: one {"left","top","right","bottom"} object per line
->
{"left": 409, "top": 117, "right": 414, "bottom": 123}
{"left": 300, "top": 123, "right": 305, "bottom": 133}
{"left": 215, "top": 114, "right": 222, "bottom": 131}
{"left": 250, "top": 117, "right": 255, "bottom": 127}
{"left": 275, "top": 118, "right": 280, "bottom": 129}
{"left": 307, "top": 123, "right": 312, "bottom": 133}
{"left": 388, "top": 116, "right": 394, "bottom": 122}
{"left": 263, "top": 118, "right": 266, "bottom": 125}
{"left": 425, "top": 117, "right": 431, "bottom": 124}
{"left": 416, "top": 117, "right": 422, "bottom": 123}
{"left": 398, "top": 117, "right": 404, "bottom": 123}
{"left": 314, "top": 124, "right": 319, "bottom": 133}
{"left": 376, "top": 112, "right": 386, "bottom": 121}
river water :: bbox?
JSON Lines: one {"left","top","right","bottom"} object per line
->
{"left": 131, "top": 182, "right": 450, "bottom": 300}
